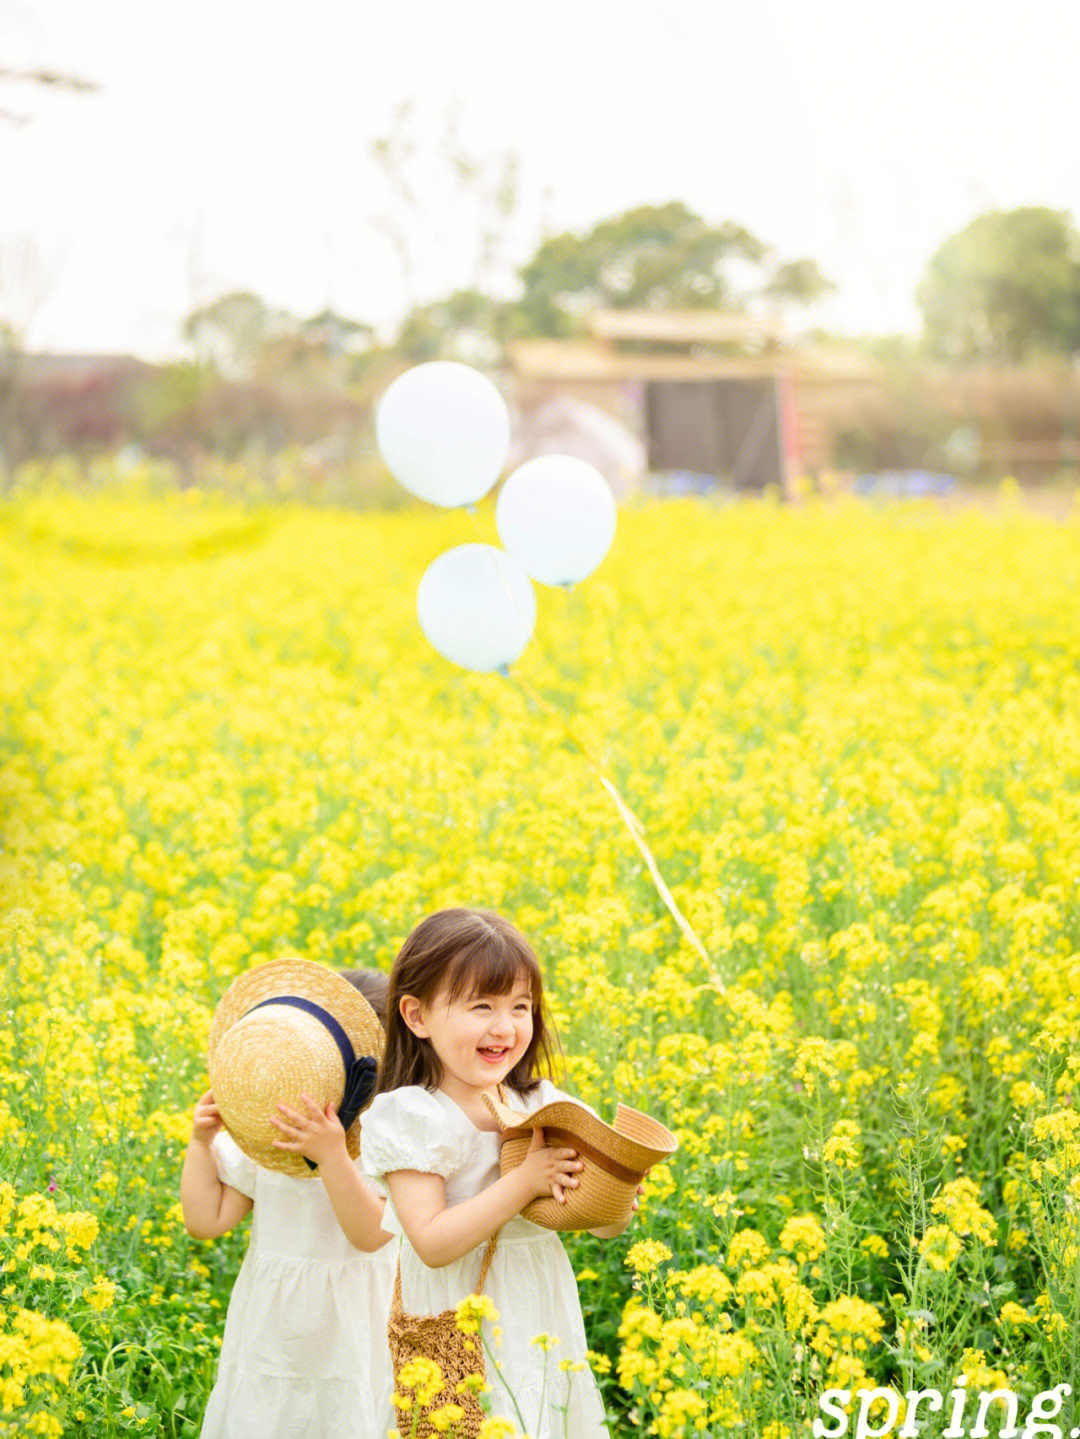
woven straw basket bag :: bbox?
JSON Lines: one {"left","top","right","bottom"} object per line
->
{"left": 387, "top": 1234, "right": 498, "bottom": 1439}
{"left": 483, "top": 1090, "right": 678, "bottom": 1232}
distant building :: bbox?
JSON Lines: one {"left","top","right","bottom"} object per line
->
{"left": 506, "top": 309, "right": 881, "bottom": 492}
{"left": 506, "top": 392, "right": 647, "bottom": 498}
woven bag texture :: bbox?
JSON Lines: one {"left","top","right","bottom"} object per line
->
{"left": 387, "top": 1236, "right": 497, "bottom": 1439}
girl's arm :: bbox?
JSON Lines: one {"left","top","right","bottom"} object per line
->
{"left": 386, "top": 1127, "right": 582, "bottom": 1269}
{"left": 269, "top": 1095, "right": 392, "bottom": 1252}
{"left": 588, "top": 1183, "right": 645, "bottom": 1239}
{"left": 589, "top": 1218, "right": 632, "bottom": 1238}
{"left": 181, "top": 1091, "right": 253, "bottom": 1239}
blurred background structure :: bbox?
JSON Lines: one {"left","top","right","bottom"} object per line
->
{"left": 3, "top": 1, "right": 1080, "bottom": 501}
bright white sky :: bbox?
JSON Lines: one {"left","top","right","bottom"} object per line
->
{"left": 3, "top": 0, "right": 1079, "bottom": 360}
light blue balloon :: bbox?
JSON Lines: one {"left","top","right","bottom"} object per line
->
{"left": 376, "top": 362, "right": 510, "bottom": 508}
{"left": 496, "top": 455, "right": 616, "bottom": 586}
{"left": 417, "top": 544, "right": 536, "bottom": 672}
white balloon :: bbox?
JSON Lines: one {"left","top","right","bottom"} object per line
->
{"left": 416, "top": 544, "right": 536, "bottom": 673}
{"left": 376, "top": 362, "right": 510, "bottom": 507}
{"left": 496, "top": 455, "right": 617, "bottom": 586}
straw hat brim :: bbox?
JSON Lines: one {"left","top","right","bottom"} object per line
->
{"left": 208, "top": 958, "right": 385, "bottom": 1178}
{"left": 483, "top": 1090, "right": 678, "bottom": 1172}
{"left": 482, "top": 1089, "right": 678, "bottom": 1232}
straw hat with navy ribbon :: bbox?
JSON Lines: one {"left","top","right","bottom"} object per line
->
{"left": 208, "top": 958, "right": 384, "bottom": 1178}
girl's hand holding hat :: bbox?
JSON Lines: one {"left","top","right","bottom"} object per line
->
{"left": 191, "top": 1090, "right": 224, "bottom": 1146}
{"left": 483, "top": 1089, "right": 676, "bottom": 1232}
{"left": 518, "top": 1125, "right": 583, "bottom": 1206}
{"left": 268, "top": 1094, "right": 347, "bottom": 1171}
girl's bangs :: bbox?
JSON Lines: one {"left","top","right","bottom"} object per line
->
{"left": 444, "top": 932, "right": 541, "bottom": 1006}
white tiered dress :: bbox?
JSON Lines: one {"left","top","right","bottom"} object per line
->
{"left": 361, "top": 1081, "right": 611, "bottom": 1439}
{"left": 199, "top": 1130, "right": 397, "bottom": 1439}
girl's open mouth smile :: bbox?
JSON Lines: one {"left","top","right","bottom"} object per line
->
{"left": 479, "top": 1046, "right": 511, "bottom": 1063}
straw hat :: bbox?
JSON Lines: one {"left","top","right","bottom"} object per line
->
{"left": 482, "top": 1089, "right": 678, "bottom": 1231}
{"left": 208, "top": 958, "right": 385, "bottom": 1177}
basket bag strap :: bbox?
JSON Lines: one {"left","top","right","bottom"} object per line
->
{"left": 390, "top": 1231, "right": 499, "bottom": 1319}
{"left": 388, "top": 1090, "right": 507, "bottom": 1319}
{"left": 474, "top": 1231, "right": 498, "bottom": 1292}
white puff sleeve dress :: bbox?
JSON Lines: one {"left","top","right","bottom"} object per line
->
{"left": 361, "top": 1081, "right": 610, "bottom": 1439}
{"left": 198, "top": 1130, "right": 397, "bottom": 1439}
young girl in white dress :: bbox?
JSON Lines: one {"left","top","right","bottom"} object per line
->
{"left": 180, "top": 970, "right": 397, "bottom": 1439}
{"left": 272, "top": 909, "right": 625, "bottom": 1439}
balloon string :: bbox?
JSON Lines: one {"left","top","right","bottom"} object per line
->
{"left": 466, "top": 508, "right": 539, "bottom": 643}
{"left": 506, "top": 669, "right": 722, "bottom": 992}
{"left": 460, "top": 507, "right": 722, "bottom": 992}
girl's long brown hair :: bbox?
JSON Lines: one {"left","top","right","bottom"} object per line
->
{"left": 339, "top": 968, "right": 390, "bottom": 1028}
{"left": 376, "top": 908, "right": 560, "bottom": 1096}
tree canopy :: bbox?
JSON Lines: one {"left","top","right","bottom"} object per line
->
{"left": 514, "top": 202, "right": 770, "bottom": 336}
{"left": 917, "top": 207, "right": 1080, "bottom": 361}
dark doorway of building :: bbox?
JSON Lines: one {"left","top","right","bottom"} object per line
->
{"left": 645, "top": 379, "right": 783, "bottom": 490}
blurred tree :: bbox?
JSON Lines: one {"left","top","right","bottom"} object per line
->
{"left": 0, "top": 58, "right": 99, "bottom": 478}
{"left": 366, "top": 95, "right": 522, "bottom": 313}
{"left": 917, "top": 207, "right": 1080, "bottom": 361}
{"left": 368, "top": 99, "right": 422, "bottom": 310}
{"left": 183, "top": 291, "right": 295, "bottom": 377}
{"left": 393, "top": 288, "right": 514, "bottom": 365}
{"left": 0, "top": 236, "right": 60, "bottom": 479}
{"left": 254, "top": 310, "right": 375, "bottom": 389}
{"left": 134, "top": 360, "right": 213, "bottom": 434}
{"left": 513, "top": 202, "right": 772, "bottom": 335}
{"left": 182, "top": 293, "right": 376, "bottom": 384}
{"left": 760, "top": 257, "right": 836, "bottom": 309}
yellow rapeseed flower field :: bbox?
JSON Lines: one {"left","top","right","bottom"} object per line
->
{"left": 2, "top": 475, "right": 1080, "bottom": 1436}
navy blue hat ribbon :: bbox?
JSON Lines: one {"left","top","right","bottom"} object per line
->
{"left": 245, "top": 994, "right": 379, "bottom": 1170}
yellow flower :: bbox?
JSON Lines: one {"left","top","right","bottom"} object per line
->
{"left": 822, "top": 1120, "right": 862, "bottom": 1171}
{"left": 83, "top": 1274, "right": 119, "bottom": 1311}
{"left": 455, "top": 1292, "right": 499, "bottom": 1334}
{"left": 60, "top": 1210, "right": 100, "bottom": 1252}
{"left": 25, "top": 1417, "right": 64, "bottom": 1436}
{"left": 814, "top": 1296, "right": 886, "bottom": 1352}
{"left": 1032, "top": 1109, "right": 1080, "bottom": 1143}
{"left": 778, "top": 1213, "right": 826, "bottom": 1263}
{"left": 427, "top": 1404, "right": 465, "bottom": 1433}
{"left": 625, "top": 1239, "right": 673, "bottom": 1275}
{"left": 918, "top": 1225, "right": 963, "bottom": 1271}
{"left": 725, "top": 1230, "right": 770, "bottom": 1271}
{"left": 478, "top": 1420, "right": 520, "bottom": 1439}
{"left": 394, "top": 1356, "right": 444, "bottom": 1408}
{"left": 930, "top": 1177, "right": 996, "bottom": 1244}
{"left": 453, "top": 1373, "right": 490, "bottom": 1403}
{"left": 958, "top": 1347, "right": 1008, "bottom": 1390}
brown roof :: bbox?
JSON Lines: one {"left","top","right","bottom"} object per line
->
{"left": 585, "top": 307, "right": 786, "bottom": 346}
{"left": 507, "top": 338, "right": 879, "bottom": 384}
